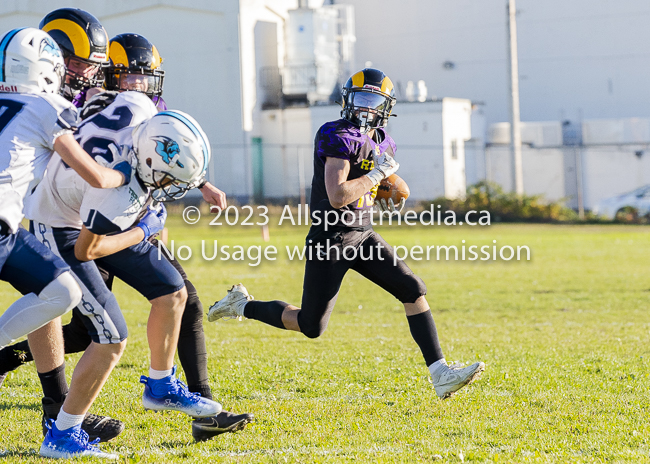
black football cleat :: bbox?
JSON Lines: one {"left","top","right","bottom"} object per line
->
{"left": 41, "top": 396, "right": 125, "bottom": 443}
{"left": 192, "top": 410, "right": 254, "bottom": 442}
{"left": 81, "top": 413, "right": 126, "bottom": 443}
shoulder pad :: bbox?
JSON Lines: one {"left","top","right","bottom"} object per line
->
{"left": 80, "top": 91, "right": 120, "bottom": 121}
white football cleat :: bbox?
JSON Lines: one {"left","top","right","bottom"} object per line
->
{"left": 430, "top": 361, "right": 485, "bottom": 399}
{"left": 207, "top": 284, "right": 254, "bottom": 322}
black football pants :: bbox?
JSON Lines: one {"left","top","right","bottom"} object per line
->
{"left": 297, "top": 228, "right": 427, "bottom": 338}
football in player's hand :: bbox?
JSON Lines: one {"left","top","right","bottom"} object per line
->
{"left": 376, "top": 174, "right": 410, "bottom": 204}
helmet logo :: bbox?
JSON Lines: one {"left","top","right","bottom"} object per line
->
{"left": 90, "top": 52, "right": 107, "bottom": 61}
{"left": 39, "top": 37, "right": 61, "bottom": 59}
{"left": 363, "top": 84, "right": 381, "bottom": 91}
{"left": 153, "top": 136, "right": 184, "bottom": 168}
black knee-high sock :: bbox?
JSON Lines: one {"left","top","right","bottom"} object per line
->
{"left": 407, "top": 311, "right": 444, "bottom": 366}
{"left": 177, "top": 280, "right": 211, "bottom": 400}
{"left": 244, "top": 300, "right": 290, "bottom": 330}
{"left": 38, "top": 364, "right": 69, "bottom": 403}
{"left": 189, "top": 384, "right": 213, "bottom": 400}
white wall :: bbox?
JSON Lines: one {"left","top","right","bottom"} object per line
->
{"left": 486, "top": 146, "right": 566, "bottom": 202}
{"left": 384, "top": 99, "right": 472, "bottom": 200}
{"left": 582, "top": 118, "right": 650, "bottom": 145}
{"left": 486, "top": 121, "right": 566, "bottom": 201}
{"left": 383, "top": 101, "right": 446, "bottom": 200}
{"left": 581, "top": 148, "right": 650, "bottom": 209}
{"left": 465, "top": 106, "right": 487, "bottom": 186}
{"left": 485, "top": 118, "right": 650, "bottom": 208}
{"left": 257, "top": 108, "right": 313, "bottom": 199}
{"left": 442, "top": 98, "right": 471, "bottom": 198}
{"left": 345, "top": 0, "right": 650, "bottom": 126}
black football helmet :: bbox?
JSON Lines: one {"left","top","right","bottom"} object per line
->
{"left": 39, "top": 8, "right": 109, "bottom": 98}
{"left": 341, "top": 68, "right": 396, "bottom": 134}
{"left": 104, "top": 33, "right": 164, "bottom": 99}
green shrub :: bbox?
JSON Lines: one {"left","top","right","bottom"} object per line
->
{"left": 420, "top": 181, "right": 581, "bottom": 223}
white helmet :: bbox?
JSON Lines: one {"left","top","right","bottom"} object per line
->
{"left": 0, "top": 27, "right": 65, "bottom": 94}
{"left": 133, "top": 110, "right": 211, "bottom": 201}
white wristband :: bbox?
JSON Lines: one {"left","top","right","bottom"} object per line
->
{"left": 366, "top": 169, "right": 384, "bottom": 186}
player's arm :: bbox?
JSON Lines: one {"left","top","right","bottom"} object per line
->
{"left": 325, "top": 150, "right": 400, "bottom": 209}
{"left": 324, "top": 158, "right": 375, "bottom": 209}
{"left": 74, "top": 205, "right": 167, "bottom": 262}
{"left": 74, "top": 225, "right": 145, "bottom": 262}
{"left": 199, "top": 181, "right": 227, "bottom": 210}
{"left": 54, "top": 133, "right": 129, "bottom": 189}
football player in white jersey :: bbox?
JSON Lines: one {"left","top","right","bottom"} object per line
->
{"left": 0, "top": 30, "right": 252, "bottom": 445}
{"left": 25, "top": 92, "right": 223, "bottom": 457}
{"left": 0, "top": 27, "right": 132, "bottom": 355}
{"left": 31, "top": 9, "right": 128, "bottom": 441}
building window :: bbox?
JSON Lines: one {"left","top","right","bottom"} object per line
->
{"left": 451, "top": 139, "right": 458, "bottom": 160}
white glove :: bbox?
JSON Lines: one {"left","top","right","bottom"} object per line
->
{"left": 366, "top": 148, "right": 399, "bottom": 185}
{"left": 375, "top": 197, "right": 406, "bottom": 216}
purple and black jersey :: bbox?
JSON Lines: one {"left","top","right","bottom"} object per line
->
{"left": 71, "top": 89, "right": 88, "bottom": 108}
{"left": 310, "top": 118, "right": 397, "bottom": 228}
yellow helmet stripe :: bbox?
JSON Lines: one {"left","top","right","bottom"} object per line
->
{"left": 109, "top": 41, "right": 129, "bottom": 67}
{"left": 381, "top": 76, "right": 394, "bottom": 95}
{"left": 42, "top": 18, "right": 90, "bottom": 60}
{"left": 351, "top": 71, "right": 364, "bottom": 88}
{"left": 151, "top": 45, "right": 162, "bottom": 69}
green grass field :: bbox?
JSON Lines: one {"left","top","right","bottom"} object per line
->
{"left": 1, "top": 218, "right": 649, "bottom": 462}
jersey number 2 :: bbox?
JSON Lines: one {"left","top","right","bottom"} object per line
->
{"left": 89, "top": 106, "right": 134, "bottom": 131}
{"left": 70, "top": 105, "right": 135, "bottom": 166}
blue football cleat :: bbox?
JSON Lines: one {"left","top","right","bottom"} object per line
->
{"left": 140, "top": 366, "right": 222, "bottom": 418}
{"left": 39, "top": 421, "right": 118, "bottom": 459}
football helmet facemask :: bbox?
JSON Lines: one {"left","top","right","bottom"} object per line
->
{"left": 132, "top": 110, "right": 210, "bottom": 201}
{"left": 0, "top": 28, "right": 65, "bottom": 95}
{"left": 39, "top": 8, "right": 109, "bottom": 98}
{"left": 105, "top": 33, "right": 164, "bottom": 99}
{"left": 341, "top": 68, "right": 396, "bottom": 134}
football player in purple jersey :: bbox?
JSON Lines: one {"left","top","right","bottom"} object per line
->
{"left": 38, "top": 8, "right": 109, "bottom": 108}
{"left": 209, "top": 68, "right": 485, "bottom": 400}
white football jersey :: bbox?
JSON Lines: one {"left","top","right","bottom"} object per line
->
{"left": 0, "top": 92, "right": 77, "bottom": 233}
{"left": 25, "top": 91, "right": 157, "bottom": 233}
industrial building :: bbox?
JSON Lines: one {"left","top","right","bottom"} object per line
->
{"left": 1, "top": 0, "right": 648, "bottom": 209}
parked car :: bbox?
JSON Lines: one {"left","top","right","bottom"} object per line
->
{"left": 594, "top": 185, "right": 650, "bottom": 220}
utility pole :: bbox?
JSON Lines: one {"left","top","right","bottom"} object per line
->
{"left": 575, "top": 147, "right": 584, "bottom": 219}
{"left": 507, "top": 0, "right": 524, "bottom": 195}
